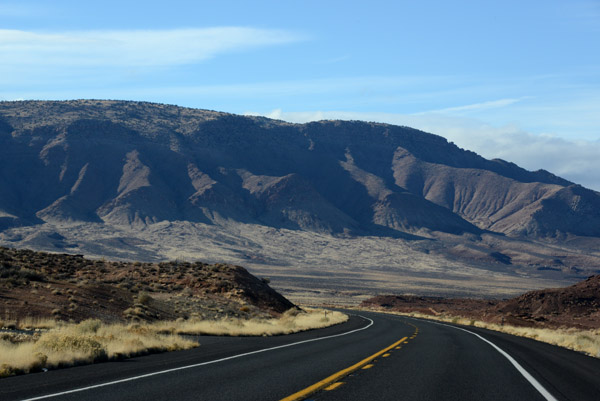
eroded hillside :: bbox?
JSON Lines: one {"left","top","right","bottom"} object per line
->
{"left": 1, "top": 100, "right": 600, "bottom": 301}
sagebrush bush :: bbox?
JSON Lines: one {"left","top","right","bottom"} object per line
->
{"left": 137, "top": 292, "right": 152, "bottom": 305}
{"left": 75, "top": 319, "right": 102, "bottom": 334}
{"left": 36, "top": 333, "right": 107, "bottom": 362}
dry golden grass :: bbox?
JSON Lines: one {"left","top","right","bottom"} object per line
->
{"left": 0, "top": 308, "right": 348, "bottom": 378}
{"left": 15, "top": 317, "right": 58, "bottom": 330}
{"left": 376, "top": 310, "right": 600, "bottom": 358}
{"left": 0, "top": 316, "right": 60, "bottom": 330}
{"left": 0, "top": 319, "right": 17, "bottom": 329}
{"left": 153, "top": 308, "right": 348, "bottom": 336}
{"left": 482, "top": 323, "right": 600, "bottom": 358}
{"left": 0, "top": 319, "right": 198, "bottom": 377}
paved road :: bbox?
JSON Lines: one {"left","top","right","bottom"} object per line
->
{"left": 1, "top": 311, "right": 599, "bottom": 400}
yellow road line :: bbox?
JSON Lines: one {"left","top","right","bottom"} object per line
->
{"left": 362, "top": 364, "right": 375, "bottom": 369}
{"left": 382, "top": 353, "right": 391, "bottom": 358}
{"left": 279, "top": 336, "right": 408, "bottom": 401}
{"left": 324, "top": 382, "right": 344, "bottom": 391}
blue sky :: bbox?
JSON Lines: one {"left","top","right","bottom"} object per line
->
{"left": 2, "top": 0, "right": 599, "bottom": 189}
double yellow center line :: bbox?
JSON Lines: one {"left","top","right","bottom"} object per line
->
{"left": 280, "top": 336, "right": 408, "bottom": 401}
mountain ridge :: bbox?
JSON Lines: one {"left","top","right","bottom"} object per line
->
{"left": 0, "top": 99, "right": 589, "bottom": 237}
{"left": 1, "top": 100, "right": 599, "bottom": 300}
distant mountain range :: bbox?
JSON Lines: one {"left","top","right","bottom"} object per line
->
{"left": 1, "top": 100, "right": 599, "bottom": 299}
{"left": 1, "top": 99, "right": 597, "bottom": 237}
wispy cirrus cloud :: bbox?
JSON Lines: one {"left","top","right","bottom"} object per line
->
{"left": 423, "top": 97, "right": 526, "bottom": 114}
{"left": 0, "top": 27, "right": 304, "bottom": 69}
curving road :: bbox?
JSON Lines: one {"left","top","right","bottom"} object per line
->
{"left": 1, "top": 311, "right": 599, "bottom": 401}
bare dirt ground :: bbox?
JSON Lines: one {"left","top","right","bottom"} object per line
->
{"left": 3, "top": 221, "right": 591, "bottom": 307}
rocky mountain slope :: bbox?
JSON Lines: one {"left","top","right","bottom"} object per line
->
{"left": 1, "top": 100, "right": 599, "bottom": 300}
{"left": 1, "top": 99, "right": 595, "bottom": 237}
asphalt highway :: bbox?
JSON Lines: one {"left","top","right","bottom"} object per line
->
{"left": 1, "top": 311, "right": 599, "bottom": 401}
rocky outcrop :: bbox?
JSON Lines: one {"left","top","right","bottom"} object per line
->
{"left": 0, "top": 246, "right": 295, "bottom": 323}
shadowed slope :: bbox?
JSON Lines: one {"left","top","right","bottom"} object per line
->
{"left": 1, "top": 100, "right": 594, "bottom": 238}
{"left": 1, "top": 100, "right": 600, "bottom": 299}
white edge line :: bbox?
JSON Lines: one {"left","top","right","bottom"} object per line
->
{"left": 20, "top": 315, "right": 374, "bottom": 401}
{"left": 409, "top": 318, "right": 558, "bottom": 401}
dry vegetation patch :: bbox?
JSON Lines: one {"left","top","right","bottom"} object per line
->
{"left": 0, "top": 308, "right": 347, "bottom": 378}
{"left": 154, "top": 308, "right": 348, "bottom": 336}
{"left": 368, "top": 309, "right": 600, "bottom": 359}
{"left": 0, "top": 319, "right": 197, "bottom": 377}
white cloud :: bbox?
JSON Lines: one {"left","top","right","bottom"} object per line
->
{"left": 246, "top": 109, "right": 600, "bottom": 191}
{"left": 424, "top": 98, "right": 525, "bottom": 114}
{"left": 0, "top": 27, "right": 304, "bottom": 68}
{"left": 162, "top": 76, "right": 446, "bottom": 97}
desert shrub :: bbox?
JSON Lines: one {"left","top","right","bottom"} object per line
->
{"left": 36, "top": 333, "right": 107, "bottom": 362}
{"left": 282, "top": 307, "right": 302, "bottom": 318}
{"left": 4, "top": 321, "right": 17, "bottom": 330}
{"left": 0, "top": 363, "right": 17, "bottom": 377}
{"left": 76, "top": 319, "right": 102, "bottom": 334}
{"left": 31, "top": 352, "right": 48, "bottom": 370}
{"left": 136, "top": 292, "right": 152, "bottom": 305}
{"left": 19, "top": 268, "right": 45, "bottom": 282}
{"left": 0, "top": 267, "right": 44, "bottom": 284}
{"left": 17, "top": 317, "right": 57, "bottom": 330}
